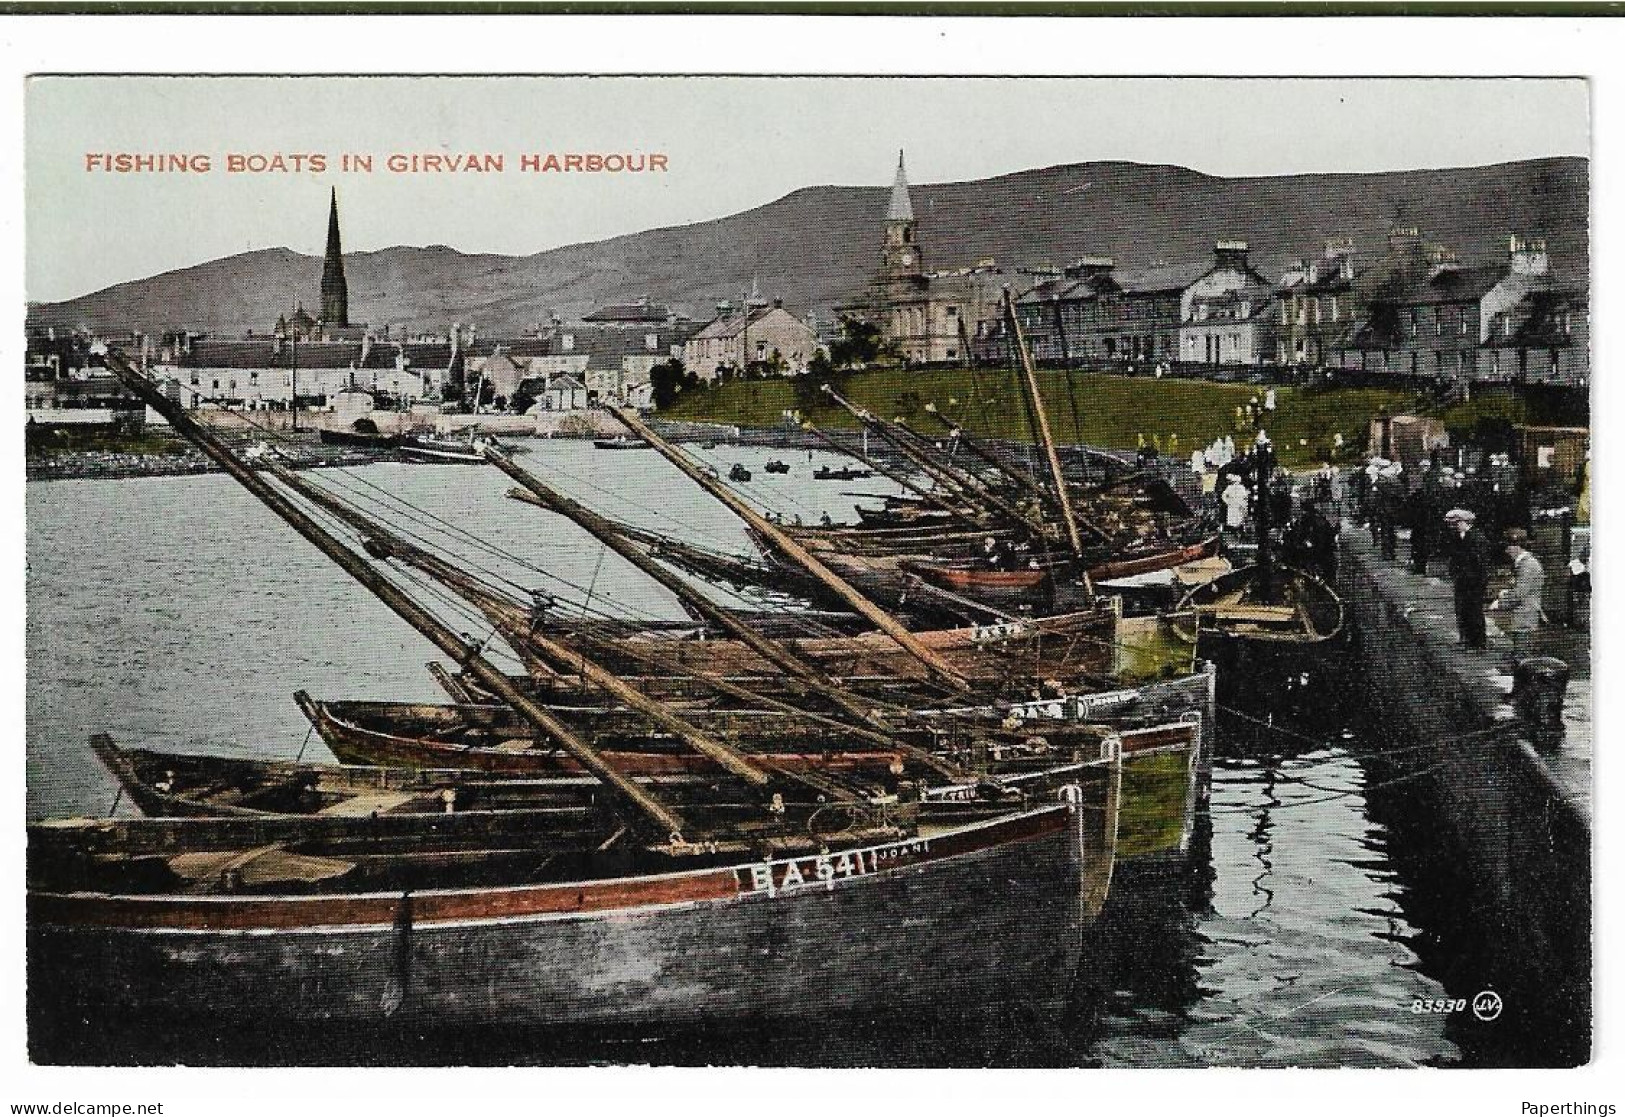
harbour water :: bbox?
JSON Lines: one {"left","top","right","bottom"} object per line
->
{"left": 24, "top": 440, "right": 1572, "bottom": 1067}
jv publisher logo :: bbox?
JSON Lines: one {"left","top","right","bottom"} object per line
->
{"left": 1472, "top": 990, "right": 1504, "bottom": 1021}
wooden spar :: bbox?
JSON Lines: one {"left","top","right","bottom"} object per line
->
{"left": 1003, "top": 289, "right": 1089, "bottom": 567}
{"left": 919, "top": 403, "right": 1053, "bottom": 509}
{"left": 605, "top": 404, "right": 972, "bottom": 693}
{"left": 820, "top": 386, "right": 1047, "bottom": 536}
{"left": 820, "top": 386, "right": 996, "bottom": 506}
{"left": 556, "top": 622, "right": 967, "bottom": 779}
{"left": 99, "top": 353, "right": 690, "bottom": 840}
{"left": 800, "top": 421, "right": 965, "bottom": 516}
{"left": 257, "top": 458, "right": 779, "bottom": 793}
{"left": 918, "top": 404, "right": 1112, "bottom": 543}
{"left": 485, "top": 447, "right": 913, "bottom": 731}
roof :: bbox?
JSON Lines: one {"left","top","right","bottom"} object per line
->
{"left": 360, "top": 343, "right": 455, "bottom": 370}
{"left": 688, "top": 306, "right": 788, "bottom": 341}
{"left": 1277, "top": 263, "right": 1358, "bottom": 296}
{"left": 886, "top": 151, "right": 914, "bottom": 222}
{"left": 1016, "top": 272, "right": 1120, "bottom": 305}
{"left": 547, "top": 374, "right": 587, "bottom": 390}
{"left": 1386, "top": 264, "right": 1509, "bottom": 307}
{"left": 182, "top": 339, "right": 362, "bottom": 370}
{"left": 1114, "top": 261, "right": 1205, "bottom": 294}
{"left": 468, "top": 337, "right": 552, "bottom": 359}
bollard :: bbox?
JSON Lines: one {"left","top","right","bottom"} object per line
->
{"left": 1512, "top": 656, "right": 1570, "bottom": 748}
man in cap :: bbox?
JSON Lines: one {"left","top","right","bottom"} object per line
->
{"left": 1445, "top": 508, "right": 1493, "bottom": 650}
{"left": 1490, "top": 528, "right": 1545, "bottom": 663}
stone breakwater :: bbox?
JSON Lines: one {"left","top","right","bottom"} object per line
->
{"left": 26, "top": 439, "right": 393, "bottom": 483}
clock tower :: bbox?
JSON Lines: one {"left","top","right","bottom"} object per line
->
{"left": 881, "top": 150, "right": 924, "bottom": 283}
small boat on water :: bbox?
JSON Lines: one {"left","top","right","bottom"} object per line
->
{"left": 764, "top": 459, "right": 790, "bottom": 474}
{"left": 593, "top": 436, "right": 651, "bottom": 450}
{"left": 728, "top": 463, "right": 752, "bottom": 482}
{"left": 1170, "top": 562, "right": 1345, "bottom": 704}
{"left": 399, "top": 434, "right": 489, "bottom": 464}
{"left": 814, "top": 465, "right": 873, "bottom": 482}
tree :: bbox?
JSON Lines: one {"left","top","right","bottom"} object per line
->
{"left": 828, "top": 315, "right": 898, "bottom": 370}
{"left": 650, "top": 357, "right": 692, "bottom": 410}
{"left": 510, "top": 377, "right": 544, "bottom": 416}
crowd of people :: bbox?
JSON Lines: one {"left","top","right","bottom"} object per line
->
{"left": 1345, "top": 449, "right": 1574, "bottom": 667}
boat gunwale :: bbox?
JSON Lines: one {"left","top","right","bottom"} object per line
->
{"left": 29, "top": 800, "right": 1081, "bottom": 932}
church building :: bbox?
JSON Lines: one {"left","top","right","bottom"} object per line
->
{"left": 838, "top": 152, "right": 1010, "bottom": 366}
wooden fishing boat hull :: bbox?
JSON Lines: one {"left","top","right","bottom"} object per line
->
{"left": 1086, "top": 534, "right": 1221, "bottom": 583}
{"left": 29, "top": 799, "right": 1107, "bottom": 1035}
{"left": 318, "top": 665, "right": 1215, "bottom": 792}
{"left": 557, "top": 606, "right": 1119, "bottom": 685}
{"left": 398, "top": 437, "right": 485, "bottom": 464}
{"left": 897, "top": 559, "right": 1059, "bottom": 613}
{"left": 1171, "top": 564, "right": 1346, "bottom": 705}
{"left": 297, "top": 694, "right": 913, "bottom": 777}
{"left": 87, "top": 716, "right": 1200, "bottom": 856}
{"left": 317, "top": 427, "right": 400, "bottom": 450}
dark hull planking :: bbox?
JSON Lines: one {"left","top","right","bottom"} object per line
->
{"left": 29, "top": 799, "right": 1107, "bottom": 1034}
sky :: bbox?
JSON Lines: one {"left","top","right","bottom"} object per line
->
{"left": 26, "top": 76, "right": 1589, "bottom": 304}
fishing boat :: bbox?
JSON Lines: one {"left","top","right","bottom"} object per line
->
{"left": 1171, "top": 564, "right": 1344, "bottom": 649}
{"left": 29, "top": 782, "right": 1115, "bottom": 1034}
{"left": 813, "top": 465, "right": 872, "bottom": 481}
{"left": 399, "top": 433, "right": 489, "bottom": 464}
{"left": 764, "top": 459, "right": 791, "bottom": 474}
{"left": 290, "top": 691, "right": 1203, "bottom": 777}
{"left": 317, "top": 419, "right": 399, "bottom": 450}
{"left": 43, "top": 353, "right": 1141, "bottom": 1042}
{"left": 899, "top": 558, "right": 1058, "bottom": 613}
{"left": 87, "top": 716, "right": 1200, "bottom": 874}
{"left": 593, "top": 436, "right": 651, "bottom": 450}
{"left": 728, "top": 463, "right": 752, "bottom": 482}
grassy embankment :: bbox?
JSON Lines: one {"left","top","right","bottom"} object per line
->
{"left": 664, "top": 368, "right": 1421, "bottom": 471}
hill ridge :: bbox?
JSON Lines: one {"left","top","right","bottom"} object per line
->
{"left": 29, "top": 156, "right": 1587, "bottom": 336}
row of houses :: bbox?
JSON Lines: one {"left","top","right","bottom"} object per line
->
{"left": 847, "top": 153, "right": 1586, "bottom": 389}
{"left": 27, "top": 295, "right": 827, "bottom": 416}
{"left": 964, "top": 232, "right": 1586, "bottom": 388}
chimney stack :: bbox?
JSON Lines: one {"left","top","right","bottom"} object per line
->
{"left": 1509, "top": 234, "right": 1551, "bottom": 277}
{"left": 1214, "top": 240, "right": 1250, "bottom": 270}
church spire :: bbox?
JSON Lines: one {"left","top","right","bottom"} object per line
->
{"left": 881, "top": 150, "right": 922, "bottom": 281}
{"left": 320, "top": 187, "right": 349, "bottom": 328}
{"left": 886, "top": 149, "right": 914, "bottom": 222}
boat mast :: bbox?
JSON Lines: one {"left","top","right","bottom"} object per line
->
{"left": 256, "top": 458, "right": 793, "bottom": 795}
{"left": 486, "top": 448, "right": 933, "bottom": 733}
{"left": 916, "top": 404, "right": 1112, "bottom": 543}
{"left": 101, "top": 350, "right": 693, "bottom": 841}
{"left": 1003, "top": 289, "right": 1088, "bottom": 563}
{"left": 799, "top": 420, "right": 965, "bottom": 516}
{"left": 606, "top": 403, "right": 972, "bottom": 693}
{"left": 820, "top": 386, "right": 1046, "bottom": 535}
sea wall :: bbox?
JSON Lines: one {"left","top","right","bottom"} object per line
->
{"left": 1338, "top": 530, "right": 1590, "bottom": 1062}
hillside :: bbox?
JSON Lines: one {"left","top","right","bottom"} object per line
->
{"left": 28, "top": 157, "right": 1588, "bottom": 337}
